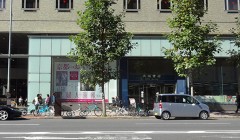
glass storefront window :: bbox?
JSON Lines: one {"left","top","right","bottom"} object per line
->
{"left": 29, "top": 38, "right": 40, "bottom": 55}
{"left": 52, "top": 39, "right": 61, "bottom": 55}
{"left": 28, "top": 74, "right": 39, "bottom": 82}
{"left": 28, "top": 57, "right": 40, "bottom": 73}
{"left": 39, "top": 82, "right": 50, "bottom": 95}
{"left": 40, "top": 38, "right": 52, "bottom": 55}
{"left": 61, "top": 39, "right": 71, "bottom": 55}
{"left": 40, "top": 74, "right": 51, "bottom": 82}
{"left": 192, "top": 58, "right": 238, "bottom": 96}
{"left": 40, "top": 57, "right": 51, "bottom": 73}
{"left": 28, "top": 82, "right": 40, "bottom": 98}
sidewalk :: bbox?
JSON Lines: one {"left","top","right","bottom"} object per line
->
{"left": 210, "top": 111, "right": 240, "bottom": 118}
{"left": 21, "top": 111, "right": 240, "bottom": 119}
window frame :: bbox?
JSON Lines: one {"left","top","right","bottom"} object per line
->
{"left": 157, "top": 0, "right": 171, "bottom": 12}
{"left": 0, "top": 0, "right": 5, "bottom": 10}
{"left": 123, "top": 0, "right": 141, "bottom": 12}
{"left": 22, "top": 0, "right": 39, "bottom": 11}
{"left": 157, "top": 0, "right": 208, "bottom": 12}
{"left": 202, "top": 0, "right": 208, "bottom": 11}
{"left": 225, "top": 0, "right": 240, "bottom": 12}
{"left": 56, "top": 0, "right": 73, "bottom": 12}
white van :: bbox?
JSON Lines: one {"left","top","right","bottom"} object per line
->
{"left": 153, "top": 93, "right": 210, "bottom": 120}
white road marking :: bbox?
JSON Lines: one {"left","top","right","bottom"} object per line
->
{"left": 82, "top": 132, "right": 101, "bottom": 134}
{"left": 4, "top": 137, "right": 152, "bottom": 140}
{"left": 221, "top": 137, "right": 240, "bottom": 139}
{"left": 187, "top": 131, "right": 206, "bottom": 133}
{"left": 136, "top": 123, "right": 230, "bottom": 125}
{"left": 28, "top": 132, "right": 50, "bottom": 134}
{"left": 0, "top": 130, "right": 240, "bottom": 135}
{"left": 0, "top": 124, "right": 40, "bottom": 126}
{"left": 4, "top": 136, "right": 152, "bottom": 140}
{"left": 135, "top": 131, "right": 154, "bottom": 134}
{"left": 5, "top": 137, "right": 88, "bottom": 140}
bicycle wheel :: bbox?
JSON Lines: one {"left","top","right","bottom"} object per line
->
{"left": 48, "top": 106, "right": 55, "bottom": 116}
{"left": 33, "top": 110, "right": 40, "bottom": 116}
{"left": 66, "top": 111, "right": 75, "bottom": 117}
{"left": 94, "top": 107, "right": 102, "bottom": 116}
{"left": 106, "top": 109, "right": 115, "bottom": 116}
{"left": 80, "top": 107, "right": 89, "bottom": 117}
{"left": 79, "top": 110, "right": 88, "bottom": 117}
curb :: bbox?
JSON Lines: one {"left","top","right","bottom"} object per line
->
{"left": 22, "top": 115, "right": 154, "bottom": 119}
{"left": 21, "top": 114, "right": 240, "bottom": 119}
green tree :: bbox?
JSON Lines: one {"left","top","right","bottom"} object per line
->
{"left": 164, "top": 0, "right": 220, "bottom": 95}
{"left": 69, "top": 0, "right": 133, "bottom": 116}
{"left": 228, "top": 16, "right": 240, "bottom": 66}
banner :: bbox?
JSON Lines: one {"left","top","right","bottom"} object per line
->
{"left": 54, "top": 62, "right": 108, "bottom": 103}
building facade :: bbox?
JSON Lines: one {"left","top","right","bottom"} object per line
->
{"left": 0, "top": 0, "right": 240, "bottom": 109}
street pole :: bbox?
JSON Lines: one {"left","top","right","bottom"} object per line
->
{"left": 6, "top": 0, "right": 13, "bottom": 105}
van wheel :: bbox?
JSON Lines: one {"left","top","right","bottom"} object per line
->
{"left": 155, "top": 116, "right": 161, "bottom": 119}
{"left": 161, "top": 111, "right": 170, "bottom": 120}
{"left": 199, "top": 111, "right": 209, "bottom": 120}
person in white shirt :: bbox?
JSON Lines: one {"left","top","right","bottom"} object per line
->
{"left": 33, "top": 94, "right": 40, "bottom": 111}
{"left": 18, "top": 96, "right": 23, "bottom": 106}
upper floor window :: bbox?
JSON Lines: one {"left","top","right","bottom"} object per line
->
{"left": 56, "top": 0, "right": 73, "bottom": 11}
{"left": 157, "top": 0, "right": 207, "bottom": 12}
{"left": 123, "top": 0, "right": 140, "bottom": 11}
{"left": 225, "top": 0, "right": 240, "bottom": 12}
{"left": 22, "top": 0, "right": 39, "bottom": 11}
{"left": 157, "top": 0, "right": 171, "bottom": 11}
{"left": 199, "top": 0, "right": 208, "bottom": 11}
{"left": 0, "top": 0, "right": 6, "bottom": 10}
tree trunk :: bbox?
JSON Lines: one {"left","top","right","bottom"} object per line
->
{"left": 101, "top": 82, "right": 106, "bottom": 117}
{"left": 187, "top": 70, "right": 194, "bottom": 96}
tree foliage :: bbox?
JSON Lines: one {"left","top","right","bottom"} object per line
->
{"left": 69, "top": 0, "right": 133, "bottom": 88}
{"left": 165, "top": 0, "right": 221, "bottom": 77}
{"left": 228, "top": 16, "right": 240, "bottom": 67}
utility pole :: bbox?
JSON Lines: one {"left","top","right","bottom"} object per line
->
{"left": 6, "top": 0, "right": 13, "bottom": 106}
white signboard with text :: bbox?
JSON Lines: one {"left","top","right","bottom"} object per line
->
{"left": 54, "top": 62, "right": 108, "bottom": 103}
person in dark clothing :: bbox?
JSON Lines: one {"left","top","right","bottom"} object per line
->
{"left": 235, "top": 92, "right": 240, "bottom": 113}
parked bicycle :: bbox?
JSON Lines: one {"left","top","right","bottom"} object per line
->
{"left": 128, "top": 99, "right": 150, "bottom": 117}
{"left": 83, "top": 102, "right": 102, "bottom": 117}
{"left": 106, "top": 100, "right": 128, "bottom": 116}
{"left": 33, "top": 105, "right": 55, "bottom": 116}
{"left": 65, "top": 104, "right": 87, "bottom": 117}
{"left": 65, "top": 102, "right": 102, "bottom": 117}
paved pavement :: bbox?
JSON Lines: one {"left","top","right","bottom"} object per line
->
{"left": 210, "top": 111, "right": 240, "bottom": 118}
{"left": 21, "top": 111, "right": 240, "bottom": 119}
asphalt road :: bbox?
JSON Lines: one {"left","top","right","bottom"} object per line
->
{"left": 0, "top": 118, "right": 240, "bottom": 140}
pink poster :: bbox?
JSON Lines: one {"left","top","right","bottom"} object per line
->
{"left": 70, "top": 71, "right": 78, "bottom": 80}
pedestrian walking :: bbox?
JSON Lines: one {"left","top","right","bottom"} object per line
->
{"left": 50, "top": 93, "right": 56, "bottom": 106}
{"left": 18, "top": 96, "right": 23, "bottom": 106}
{"left": 33, "top": 94, "right": 40, "bottom": 111}
{"left": 45, "top": 94, "right": 50, "bottom": 106}
{"left": 24, "top": 98, "right": 28, "bottom": 107}
{"left": 38, "top": 94, "right": 43, "bottom": 105}
{"left": 236, "top": 92, "right": 240, "bottom": 113}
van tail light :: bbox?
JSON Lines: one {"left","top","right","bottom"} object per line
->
{"left": 159, "top": 102, "right": 162, "bottom": 109}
